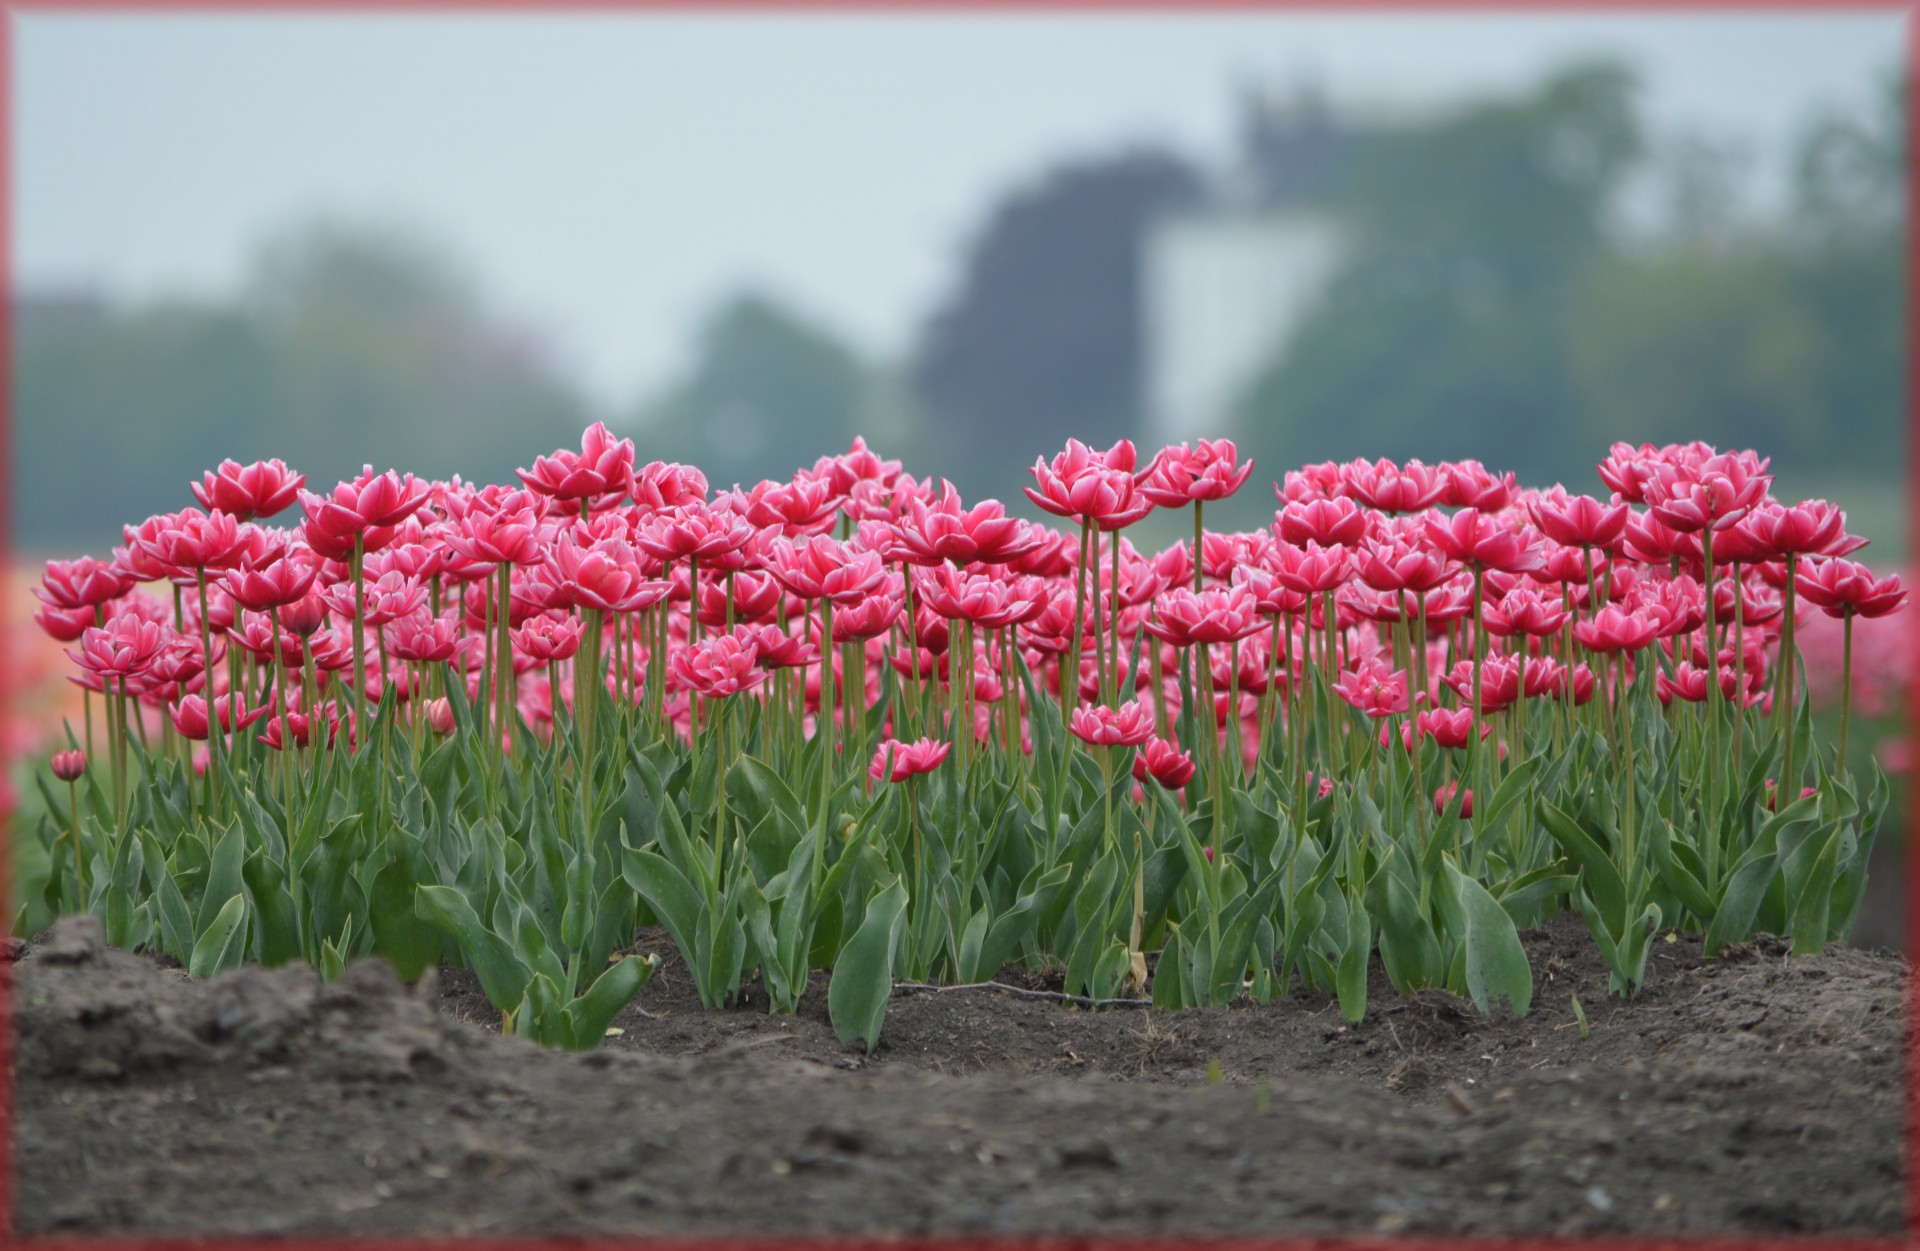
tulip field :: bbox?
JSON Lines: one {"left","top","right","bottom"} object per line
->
{"left": 18, "top": 429, "right": 1904, "bottom": 1051}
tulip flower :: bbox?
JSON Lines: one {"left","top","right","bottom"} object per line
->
{"left": 425, "top": 697, "right": 457, "bottom": 735}
{"left": 517, "top": 422, "right": 636, "bottom": 509}
{"left": 1143, "top": 586, "right": 1262, "bottom": 647}
{"left": 1764, "top": 780, "right": 1819, "bottom": 812}
{"left": 1440, "top": 460, "right": 1514, "bottom": 512}
{"left": 548, "top": 536, "right": 674, "bottom": 615}
{"left": 133, "top": 508, "right": 248, "bottom": 576}
{"left": 513, "top": 615, "right": 585, "bottom": 664}
{"left": 1643, "top": 450, "right": 1772, "bottom": 534}
{"left": 170, "top": 694, "right": 271, "bottom": 741}
{"left": 1442, "top": 655, "right": 1522, "bottom": 714}
{"left": 1596, "top": 442, "right": 1663, "bottom": 503}
{"left": 1740, "top": 500, "right": 1865, "bottom": 560}
{"left": 223, "top": 554, "right": 320, "bottom": 613}
{"left": 632, "top": 460, "right": 710, "bottom": 510}
{"left": 1275, "top": 496, "right": 1371, "bottom": 548}
{"left": 298, "top": 468, "right": 429, "bottom": 559}
{"left": 1139, "top": 439, "right": 1254, "bottom": 507}
{"left": 1355, "top": 536, "right": 1456, "bottom": 594}
{"left": 1423, "top": 510, "right": 1545, "bottom": 575}
{"left": 1796, "top": 560, "right": 1908, "bottom": 620}
{"left": 893, "top": 480, "right": 1039, "bottom": 566}
{"left": 34, "top": 602, "right": 95, "bottom": 643}
{"left": 634, "top": 504, "right": 755, "bottom": 567}
{"left": 1529, "top": 491, "right": 1629, "bottom": 551}
{"left": 35, "top": 557, "right": 133, "bottom": 612}
{"left": 1069, "top": 699, "right": 1155, "bottom": 748}
{"left": 1795, "top": 560, "right": 1907, "bottom": 767}
{"left": 69, "top": 616, "right": 169, "bottom": 684}
{"left": 1573, "top": 606, "right": 1660, "bottom": 654}
{"left": 734, "top": 624, "right": 820, "bottom": 670}
{"left": 1434, "top": 780, "right": 1473, "bottom": 818}
{"left": 830, "top": 593, "right": 902, "bottom": 643}
{"left": 774, "top": 537, "right": 889, "bottom": 605}
{"left": 869, "top": 737, "right": 952, "bottom": 784}
{"left": 917, "top": 566, "right": 1047, "bottom": 629}
{"left": 1132, "top": 737, "right": 1197, "bottom": 789}
{"left": 50, "top": 750, "right": 86, "bottom": 782}
{"left": 672, "top": 634, "right": 768, "bottom": 699}
{"left": 1332, "top": 660, "right": 1412, "bottom": 719}
{"left": 192, "top": 458, "right": 305, "bottom": 520}
{"left": 279, "top": 589, "right": 331, "bottom": 638}
{"left": 259, "top": 703, "right": 354, "bottom": 752}
{"left": 805, "top": 436, "right": 901, "bottom": 499}
{"left": 1341, "top": 458, "right": 1448, "bottom": 514}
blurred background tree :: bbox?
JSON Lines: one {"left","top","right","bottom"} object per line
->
{"left": 628, "top": 291, "right": 881, "bottom": 490}
{"left": 13, "top": 62, "right": 1903, "bottom": 553}
{"left": 1228, "top": 62, "right": 1903, "bottom": 536}
{"left": 15, "top": 222, "right": 583, "bottom": 554}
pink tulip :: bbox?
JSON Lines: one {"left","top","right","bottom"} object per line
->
{"left": 517, "top": 422, "right": 636, "bottom": 505}
{"left": 671, "top": 634, "right": 768, "bottom": 698}
{"left": 893, "top": 480, "right": 1039, "bottom": 566}
{"left": 1069, "top": 699, "right": 1155, "bottom": 748}
{"left": 193, "top": 459, "right": 305, "bottom": 520}
{"left": 1139, "top": 439, "right": 1254, "bottom": 507}
{"left": 35, "top": 557, "right": 133, "bottom": 611}
{"left": 869, "top": 737, "right": 952, "bottom": 784}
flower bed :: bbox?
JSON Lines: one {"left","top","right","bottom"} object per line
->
{"left": 17, "top": 431, "right": 1903, "bottom": 1052}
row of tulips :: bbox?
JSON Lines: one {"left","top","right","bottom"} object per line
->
{"left": 17, "top": 428, "right": 1901, "bottom": 1048}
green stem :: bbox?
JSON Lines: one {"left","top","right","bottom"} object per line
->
{"left": 1838, "top": 612, "right": 1854, "bottom": 775}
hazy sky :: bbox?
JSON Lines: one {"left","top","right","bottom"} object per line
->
{"left": 18, "top": 13, "right": 1904, "bottom": 408}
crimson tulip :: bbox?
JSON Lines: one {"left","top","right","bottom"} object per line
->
{"left": 1132, "top": 737, "right": 1197, "bottom": 789}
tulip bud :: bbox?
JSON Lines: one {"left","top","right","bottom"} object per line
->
{"left": 426, "top": 698, "right": 455, "bottom": 736}
{"left": 50, "top": 750, "right": 86, "bottom": 782}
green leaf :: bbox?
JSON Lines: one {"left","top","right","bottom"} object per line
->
{"left": 414, "top": 884, "right": 530, "bottom": 1013}
{"left": 240, "top": 850, "right": 303, "bottom": 968}
{"left": 368, "top": 860, "right": 446, "bottom": 982}
{"left": 963, "top": 862, "right": 1073, "bottom": 983}
{"left": 621, "top": 845, "right": 713, "bottom": 994}
{"left": 138, "top": 831, "right": 196, "bottom": 963}
{"left": 1701, "top": 845, "right": 1778, "bottom": 956}
{"left": 1368, "top": 862, "right": 1443, "bottom": 992}
{"left": 189, "top": 893, "right": 250, "bottom": 978}
{"left": 828, "top": 875, "right": 909, "bottom": 1053}
{"left": 1538, "top": 800, "right": 1626, "bottom": 937}
{"left": 1151, "top": 927, "right": 1187, "bottom": 1008}
{"left": 1446, "top": 861, "right": 1532, "bottom": 1017}
{"left": 197, "top": 822, "right": 247, "bottom": 934}
{"left": 320, "top": 934, "right": 347, "bottom": 984}
{"left": 561, "top": 954, "right": 657, "bottom": 1050}
{"left": 1335, "top": 885, "right": 1370, "bottom": 1024}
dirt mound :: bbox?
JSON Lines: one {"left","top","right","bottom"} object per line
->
{"left": 16, "top": 914, "right": 1907, "bottom": 1237}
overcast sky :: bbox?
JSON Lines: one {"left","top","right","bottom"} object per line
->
{"left": 17, "top": 12, "right": 1905, "bottom": 408}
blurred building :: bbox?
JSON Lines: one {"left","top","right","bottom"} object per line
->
{"left": 1142, "top": 85, "right": 1351, "bottom": 444}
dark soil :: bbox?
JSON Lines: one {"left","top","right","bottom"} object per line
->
{"left": 15, "top": 912, "right": 1907, "bottom": 1238}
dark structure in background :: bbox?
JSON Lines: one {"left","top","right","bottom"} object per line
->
{"left": 909, "top": 150, "right": 1202, "bottom": 496}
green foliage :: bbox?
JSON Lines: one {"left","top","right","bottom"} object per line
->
{"left": 632, "top": 292, "right": 880, "bottom": 491}
{"left": 16, "top": 222, "right": 584, "bottom": 554}
{"left": 1231, "top": 61, "right": 1903, "bottom": 512}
